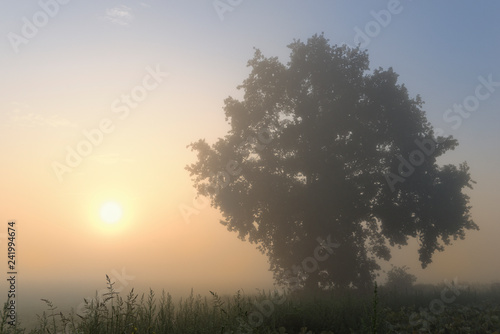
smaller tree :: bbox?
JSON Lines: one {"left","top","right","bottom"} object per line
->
{"left": 385, "top": 265, "right": 417, "bottom": 292}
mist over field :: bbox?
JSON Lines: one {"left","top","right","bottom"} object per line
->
{"left": 1, "top": 1, "right": 499, "bottom": 331}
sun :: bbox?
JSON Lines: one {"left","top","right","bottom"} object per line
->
{"left": 99, "top": 201, "right": 123, "bottom": 224}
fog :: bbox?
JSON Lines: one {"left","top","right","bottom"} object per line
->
{"left": 1, "top": 0, "right": 499, "bottom": 329}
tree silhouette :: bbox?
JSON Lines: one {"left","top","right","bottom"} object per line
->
{"left": 186, "top": 34, "right": 478, "bottom": 292}
{"left": 384, "top": 265, "right": 417, "bottom": 292}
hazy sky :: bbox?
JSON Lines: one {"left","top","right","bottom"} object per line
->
{"left": 1, "top": 0, "right": 499, "bottom": 325}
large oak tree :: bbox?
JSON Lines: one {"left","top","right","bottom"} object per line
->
{"left": 186, "top": 34, "right": 478, "bottom": 292}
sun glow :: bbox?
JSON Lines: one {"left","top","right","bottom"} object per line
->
{"left": 99, "top": 201, "right": 123, "bottom": 224}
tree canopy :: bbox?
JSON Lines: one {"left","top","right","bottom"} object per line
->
{"left": 186, "top": 34, "right": 478, "bottom": 292}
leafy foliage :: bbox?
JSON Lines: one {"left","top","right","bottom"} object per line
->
{"left": 186, "top": 33, "right": 478, "bottom": 291}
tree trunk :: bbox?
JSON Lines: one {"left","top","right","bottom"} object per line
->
{"left": 303, "top": 271, "right": 321, "bottom": 296}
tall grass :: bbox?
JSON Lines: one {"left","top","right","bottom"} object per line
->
{"left": 2, "top": 278, "right": 500, "bottom": 333}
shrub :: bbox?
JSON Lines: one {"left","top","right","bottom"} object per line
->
{"left": 384, "top": 265, "right": 417, "bottom": 293}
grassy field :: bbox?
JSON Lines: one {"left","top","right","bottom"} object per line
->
{"left": 2, "top": 278, "right": 500, "bottom": 333}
